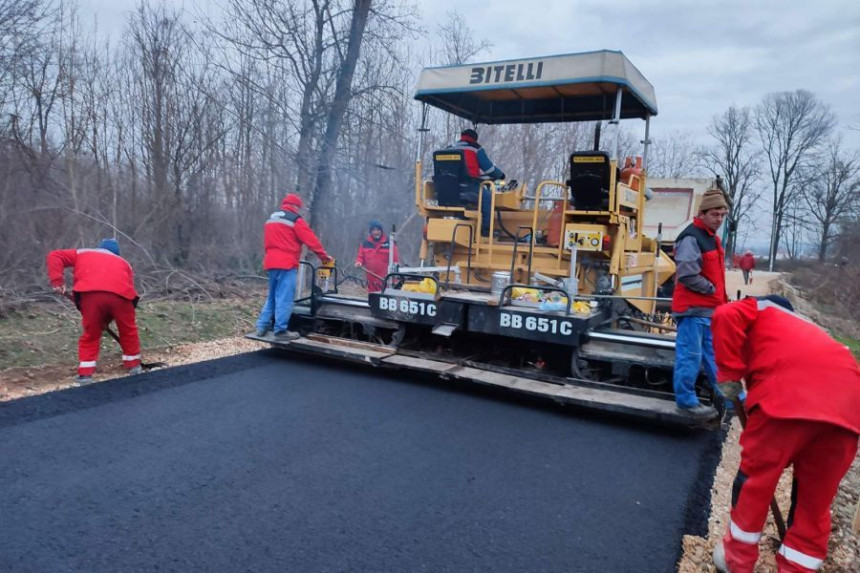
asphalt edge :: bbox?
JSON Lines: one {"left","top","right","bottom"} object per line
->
{"left": 675, "top": 416, "right": 730, "bottom": 563}
{"left": 0, "top": 349, "right": 281, "bottom": 429}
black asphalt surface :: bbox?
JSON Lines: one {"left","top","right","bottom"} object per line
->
{"left": 0, "top": 350, "right": 721, "bottom": 572}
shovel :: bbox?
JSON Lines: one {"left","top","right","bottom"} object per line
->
{"left": 359, "top": 266, "right": 385, "bottom": 282}
{"left": 731, "top": 396, "right": 787, "bottom": 540}
{"left": 62, "top": 291, "right": 166, "bottom": 370}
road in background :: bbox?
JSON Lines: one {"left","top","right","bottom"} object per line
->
{"left": 0, "top": 351, "right": 721, "bottom": 572}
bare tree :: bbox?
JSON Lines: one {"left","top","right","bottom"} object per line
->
{"left": 309, "top": 0, "right": 372, "bottom": 223}
{"left": 755, "top": 90, "right": 834, "bottom": 270}
{"left": 798, "top": 137, "right": 860, "bottom": 261}
{"left": 645, "top": 130, "right": 699, "bottom": 178}
{"left": 431, "top": 9, "right": 492, "bottom": 144}
{"left": 698, "top": 105, "right": 762, "bottom": 260}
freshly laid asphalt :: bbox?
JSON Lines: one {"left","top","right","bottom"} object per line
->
{"left": 0, "top": 349, "right": 722, "bottom": 572}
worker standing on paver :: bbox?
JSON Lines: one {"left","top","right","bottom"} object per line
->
{"left": 256, "top": 193, "right": 332, "bottom": 341}
{"left": 711, "top": 295, "right": 860, "bottom": 573}
{"left": 355, "top": 220, "right": 399, "bottom": 293}
{"left": 738, "top": 250, "right": 756, "bottom": 285}
{"left": 671, "top": 188, "right": 730, "bottom": 420}
{"left": 46, "top": 238, "right": 142, "bottom": 385}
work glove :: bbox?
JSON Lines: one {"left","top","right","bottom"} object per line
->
{"left": 717, "top": 381, "right": 744, "bottom": 400}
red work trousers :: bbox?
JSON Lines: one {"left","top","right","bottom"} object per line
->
{"left": 722, "top": 409, "right": 858, "bottom": 573}
{"left": 77, "top": 291, "right": 141, "bottom": 376}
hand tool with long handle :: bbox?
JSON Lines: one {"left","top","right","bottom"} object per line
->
{"left": 731, "top": 396, "right": 787, "bottom": 540}
{"left": 359, "top": 267, "right": 385, "bottom": 282}
{"left": 62, "top": 291, "right": 166, "bottom": 370}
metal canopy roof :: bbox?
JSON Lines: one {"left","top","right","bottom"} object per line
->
{"left": 414, "top": 50, "right": 657, "bottom": 124}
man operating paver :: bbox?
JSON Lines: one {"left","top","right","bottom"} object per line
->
{"left": 711, "top": 295, "right": 860, "bottom": 573}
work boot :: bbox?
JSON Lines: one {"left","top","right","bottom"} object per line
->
{"left": 128, "top": 365, "right": 143, "bottom": 375}
{"left": 713, "top": 539, "right": 730, "bottom": 573}
{"left": 75, "top": 375, "right": 95, "bottom": 386}
{"left": 273, "top": 331, "right": 300, "bottom": 342}
{"left": 255, "top": 328, "right": 270, "bottom": 337}
{"left": 676, "top": 403, "right": 719, "bottom": 421}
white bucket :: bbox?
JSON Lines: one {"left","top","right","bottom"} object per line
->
{"left": 491, "top": 271, "right": 511, "bottom": 295}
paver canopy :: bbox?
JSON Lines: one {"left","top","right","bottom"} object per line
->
{"left": 414, "top": 50, "right": 658, "bottom": 124}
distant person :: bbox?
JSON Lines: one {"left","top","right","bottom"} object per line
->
{"left": 671, "top": 188, "right": 730, "bottom": 421}
{"left": 738, "top": 250, "right": 756, "bottom": 285}
{"left": 256, "top": 193, "right": 332, "bottom": 341}
{"left": 355, "top": 220, "right": 399, "bottom": 293}
{"left": 711, "top": 295, "right": 859, "bottom": 573}
{"left": 46, "top": 238, "right": 142, "bottom": 385}
{"left": 447, "top": 129, "right": 505, "bottom": 237}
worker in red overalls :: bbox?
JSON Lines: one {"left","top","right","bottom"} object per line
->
{"left": 738, "top": 250, "right": 756, "bottom": 285}
{"left": 47, "top": 239, "right": 142, "bottom": 385}
{"left": 355, "top": 220, "right": 399, "bottom": 293}
{"left": 711, "top": 295, "right": 860, "bottom": 573}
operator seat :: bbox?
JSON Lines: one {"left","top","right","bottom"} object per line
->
{"left": 568, "top": 151, "right": 612, "bottom": 211}
{"left": 432, "top": 149, "right": 471, "bottom": 207}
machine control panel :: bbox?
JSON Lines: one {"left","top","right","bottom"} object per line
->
{"left": 564, "top": 228, "right": 604, "bottom": 252}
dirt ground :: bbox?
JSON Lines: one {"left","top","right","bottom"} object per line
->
{"left": 677, "top": 271, "right": 859, "bottom": 572}
{"left": 0, "top": 336, "right": 262, "bottom": 401}
{"left": 2, "top": 273, "right": 857, "bottom": 571}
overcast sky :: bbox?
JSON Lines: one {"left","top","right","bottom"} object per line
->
{"left": 77, "top": 0, "right": 860, "bottom": 147}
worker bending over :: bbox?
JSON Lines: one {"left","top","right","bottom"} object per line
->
{"left": 47, "top": 239, "right": 142, "bottom": 385}
{"left": 712, "top": 295, "right": 859, "bottom": 573}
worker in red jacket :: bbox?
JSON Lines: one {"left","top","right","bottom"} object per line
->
{"left": 46, "top": 239, "right": 142, "bottom": 385}
{"left": 355, "top": 220, "right": 399, "bottom": 293}
{"left": 738, "top": 250, "right": 756, "bottom": 285}
{"left": 711, "top": 295, "right": 860, "bottom": 573}
{"left": 256, "top": 193, "right": 331, "bottom": 341}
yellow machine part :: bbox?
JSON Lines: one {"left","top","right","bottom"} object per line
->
{"left": 415, "top": 156, "right": 676, "bottom": 308}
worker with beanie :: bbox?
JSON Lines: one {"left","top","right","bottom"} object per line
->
{"left": 711, "top": 295, "right": 859, "bottom": 573}
{"left": 256, "top": 193, "right": 332, "bottom": 341}
{"left": 46, "top": 238, "right": 142, "bottom": 385}
{"left": 355, "top": 220, "right": 399, "bottom": 293}
{"left": 447, "top": 129, "right": 506, "bottom": 237}
{"left": 671, "top": 187, "right": 730, "bottom": 420}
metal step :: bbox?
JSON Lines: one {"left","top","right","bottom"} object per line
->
{"left": 379, "top": 357, "right": 698, "bottom": 427}
{"left": 246, "top": 333, "right": 395, "bottom": 364}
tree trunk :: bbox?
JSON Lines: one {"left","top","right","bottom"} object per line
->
{"left": 308, "top": 0, "right": 372, "bottom": 226}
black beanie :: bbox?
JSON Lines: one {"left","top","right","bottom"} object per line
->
{"left": 758, "top": 294, "right": 794, "bottom": 312}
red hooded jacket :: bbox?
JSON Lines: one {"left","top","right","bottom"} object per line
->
{"left": 356, "top": 231, "right": 399, "bottom": 292}
{"left": 263, "top": 195, "right": 329, "bottom": 270}
{"left": 672, "top": 217, "right": 728, "bottom": 313}
{"left": 46, "top": 248, "right": 138, "bottom": 301}
{"left": 738, "top": 252, "right": 756, "bottom": 271}
{"left": 712, "top": 298, "right": 860, "bottom": 434}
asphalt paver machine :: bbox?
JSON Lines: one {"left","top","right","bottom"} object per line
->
{"left": 249, "top": 50, "right": 720, "bottom": 428}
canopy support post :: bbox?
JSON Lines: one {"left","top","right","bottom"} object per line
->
{"left": 642, "top": 113, "right": 652, "bottom": 170}
{"left": 610, "top": 87, "right": 623, "bottom": 161}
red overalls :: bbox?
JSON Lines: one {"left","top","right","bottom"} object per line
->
{"left": 355, "top": 232, "right": 399, "bottom": 293}
{"left": 712, "top": 298, "right": 860, "bottom": 572}
{"left": 47, "top": 248, "right": 141, "bottom": 376}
